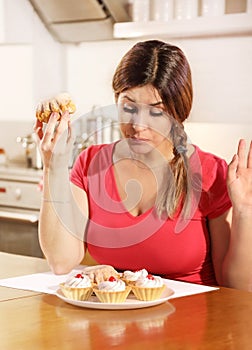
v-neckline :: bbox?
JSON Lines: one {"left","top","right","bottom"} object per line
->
{"left": 108, "top": 141, "right": 197, "bottom": 219}
{"left": 109, "top": 142, "right": 154, "bottom": 219}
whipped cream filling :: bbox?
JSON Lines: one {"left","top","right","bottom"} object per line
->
{"left": 135, "top": 275, "right": 164, "bottom": 288}
{"left": 98, "top": 279, "right": 126, "bottom": 292}
{"left": 65, "top": 274, "right": 91, "bottom": 288}
{"left": 123, "top": 269, "right": 148, "bottom": 282}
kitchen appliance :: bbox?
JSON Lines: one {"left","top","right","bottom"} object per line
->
{"left": 16, "top": 133, "right": 43, "bottom": 170}
{"left": 28, "top": 0, "right": 131, "bottom": 42}
{"left": 86, "top": 105, "right": 121, "bottom": 145}
{"left": 0, "top": 166, "right": 43, "bottom": 258}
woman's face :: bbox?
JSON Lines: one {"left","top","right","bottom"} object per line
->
{"left": 118, "top": 84, "right": 174, "bottom": 157}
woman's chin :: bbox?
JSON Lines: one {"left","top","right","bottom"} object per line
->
{"left": 127, "top": 138, "right": 154, "bottom": 154}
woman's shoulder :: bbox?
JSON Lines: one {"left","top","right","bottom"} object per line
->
{"left": 189, "top": 144, "right": 228, "bottom": 187}
{"left": 82, "top": 142, "right": 113, "bottom": 154}
{"left": 70, "top": 142, "right": 116, "bottom": 189}
{"left": 190, "top": 144, "right": 228, "bottom": 166}
{"left": 78, "top": 142, "right": 115, "bottom": 161}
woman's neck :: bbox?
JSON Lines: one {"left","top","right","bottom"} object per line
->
{"left": 113, "top": 139, "right": 174, "bottom": 170}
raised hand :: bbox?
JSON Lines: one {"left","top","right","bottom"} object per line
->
{"left": 34, "top": 111, "right": 75, "bottom": 170}
{"left": 227, "top": 139, "right": 252, "bottom": 211}
{"left": 33, "top": 93, "right": 76, "bottom": 170}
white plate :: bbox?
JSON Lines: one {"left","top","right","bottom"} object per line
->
{"left": 56, "top": 287, "right": 174, "bottom": 310}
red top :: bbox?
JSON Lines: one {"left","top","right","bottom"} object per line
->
{"left": 70, "top": 142, "right": 232, "bottom": 285}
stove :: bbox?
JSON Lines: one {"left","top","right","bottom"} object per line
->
{"left": 0, "top": 165, "right": 43, "bottom": 257}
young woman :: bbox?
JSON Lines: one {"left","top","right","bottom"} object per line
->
{"left": 35, "top": 40, "right": 252, "bottom": 291}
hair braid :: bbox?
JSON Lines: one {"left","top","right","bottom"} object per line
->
{"left": 156, "top": 123, "right": 191, "bottom": 218}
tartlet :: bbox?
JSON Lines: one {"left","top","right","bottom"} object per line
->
{"left": 131, "top": 274, "right": 166, "bottom": 301}
{"left": 93, "top": 276, "right": 131, "bottom": 303}
{"left": 60, "top": 273, "right": 93, "bottom": 301}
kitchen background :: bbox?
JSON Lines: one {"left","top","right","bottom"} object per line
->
{"left": 0, "top": 0, "right": 252, "bottom": 164}
{"left": 0, "top": 0, "right": 251, "bottom": 258}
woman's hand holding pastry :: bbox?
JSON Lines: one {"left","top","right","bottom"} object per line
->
{"left": 36, "top": 92, "right": 76, "bottom": 124}
{"left": 227, "top": 139, "right": 252, "bottom": 212}
{"left": 34, "top": 93, "right": 76, "bottom": 170}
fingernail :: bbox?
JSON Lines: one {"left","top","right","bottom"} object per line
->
{"left": 62, "top": 111, "right": 70, "bottom": 119}
{"left": 52, "top": 112, "right": 60, "bottom": 120}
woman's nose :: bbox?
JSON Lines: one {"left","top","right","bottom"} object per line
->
{"left": 132, "top": 110, "right": 148, "bottom": 130}
{"left": 132, "top": 123, "right": 147, "bottom": 132}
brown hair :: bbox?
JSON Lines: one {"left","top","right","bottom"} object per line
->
{"left": 112, "top": 40, "right": 193, "bottom": 218}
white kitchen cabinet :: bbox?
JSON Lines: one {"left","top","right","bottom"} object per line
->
{"left": 114, "top": 12, "right": 252, "bottom": 39}
{"left": 0, "top": 0, "right": 34, "bottom": 43}
{"left": 0, "top": 0, "right": 4, "bottom": 42}
{"left": 0, "top": 45, "right": 34, "bottom": 121}
{"left": 0, "top": 0, "right": 64, "bottom": 122}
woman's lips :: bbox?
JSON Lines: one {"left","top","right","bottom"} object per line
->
{"left": 129, "top": 136, "right": 150, "bottom": 142}
{"left": 129, "top": 138, "right": 149, "bottom": 145}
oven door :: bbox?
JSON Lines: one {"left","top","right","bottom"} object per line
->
{"left": 0, "top": 208, "right": 43, "bottom": 258}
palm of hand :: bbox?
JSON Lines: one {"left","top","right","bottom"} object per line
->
{"left": 228, "top": 167, "right": 252, "bottom": 207}
{"left": 227, "top": 140, "right": 252, "bottom": 209}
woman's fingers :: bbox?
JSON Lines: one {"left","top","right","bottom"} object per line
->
{"left": 42, "top": 112, "right": 60, "bottom": 146}
{"left": 33, "top": 119, "right": 44, "bottom": 139}
{"left": 236, "top": 139, "right": 252, "bottom": 170}
{"left": 237, "top": 139, "right": 246, "bottom": 170}
{"left": 227, "top": 154, "right": 238, "bottom": 186}
{"left": 227, "top": 139, "right": 252, "bottom": 187}
{"left": 227, "top": 139, "right": 245, "bottom": 186}
{"left": 247, "top": 141, "right": 252, "bottom": 169}
{"left": 52, "top": 111, "right": 70, "bottom": 144}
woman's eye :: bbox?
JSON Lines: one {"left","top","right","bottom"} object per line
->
{"left": 122, "top": 104, "right": 138, "bottom": 114}
{"left": 150, "top": 108, "right": 163, "bottom": 117}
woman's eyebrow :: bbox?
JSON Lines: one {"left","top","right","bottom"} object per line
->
{"left": 150, "top": 101, "right": 163, "bottom": 106}
{"left": 123, "top": 95, "right": 135, "bottom": 102}
{"left": 123, "top": 96, "right": 163, "bottom": 106}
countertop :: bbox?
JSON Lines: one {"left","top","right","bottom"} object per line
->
{"left": 0, "top": 163, "right": 43, "bottom": 182}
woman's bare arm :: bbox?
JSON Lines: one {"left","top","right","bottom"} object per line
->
{"left": 35, "top": 111, "right": 88, "bottom": 274}
{"left": 222, "top": 140, "right": 252, "bottom": 290}
{"left": 210, "top": 140, "right": 252, "bottom": 290}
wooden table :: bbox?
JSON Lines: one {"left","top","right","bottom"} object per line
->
{"left": 1, "top": 253, "right": 252, "bottom": 350}
{"left": 0, "top": 252, "right": 49, "bottom": 301}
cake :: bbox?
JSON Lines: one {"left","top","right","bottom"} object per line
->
{"left": 93, "top": 276, "right": 131, "bottom": 303}
{"left": 122, "top": 268, "right": 148, "bottom": 286}
{"left": 81, "top": 264, "right": 120, "bottom": 284}
{"left": 131, "top": 274, "right": 166, "bottom": 301}
{"left": 60, "top": 272, "right": 93, "bottom": 301}
{"left": 36, "top": 92, "right": 76, "bottom": 123}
